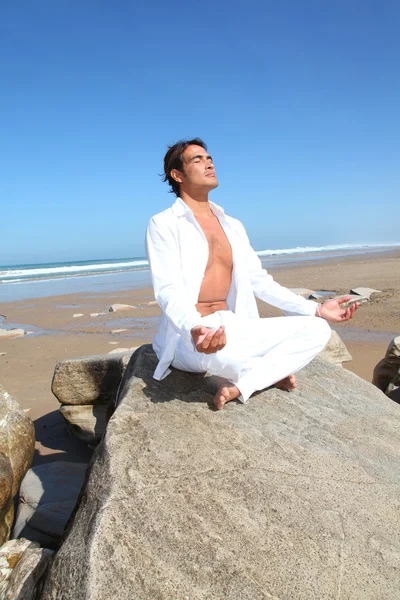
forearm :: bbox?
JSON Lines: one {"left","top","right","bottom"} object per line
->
{"left": 252, "top": 272, "right": 317, "bottom": 316}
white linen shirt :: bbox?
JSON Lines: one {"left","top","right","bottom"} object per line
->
{"left": 145, "top": 197, "right": 318, "bottom": 381}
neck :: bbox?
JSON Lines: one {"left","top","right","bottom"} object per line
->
{"left": 180, "top": 190, "right": 213, "bottom": 216}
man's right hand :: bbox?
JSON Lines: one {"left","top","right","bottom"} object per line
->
{"left": 191, "top": 325, "right": 226, "bottom": 354}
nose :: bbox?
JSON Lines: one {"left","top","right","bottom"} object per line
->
{"left": 206, "top": 158, "right": 214, "bottom": 170}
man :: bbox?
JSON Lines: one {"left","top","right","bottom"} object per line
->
{"left": 146, "top": 138, "right": 357, "bottom": 410}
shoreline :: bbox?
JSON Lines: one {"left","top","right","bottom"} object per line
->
{"left": 2, "top": 246, "right": 399, "bottom": 303}
{"left": 1, "top": 250, "right": 399, "bottom": 465}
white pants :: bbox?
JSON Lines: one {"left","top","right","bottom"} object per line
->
{"left": 171, "top": 311, "right": 331, "bottom": 402}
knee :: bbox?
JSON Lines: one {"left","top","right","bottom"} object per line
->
{"left": 206, "top": 343, "right": 243, "bottom": 376}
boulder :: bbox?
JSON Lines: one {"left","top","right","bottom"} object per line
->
{"left": 0, "top": 538, "right": 54, "bottom": 599}
{"left": 108, "top": 304, "right": 135, "bottom": 312}
{"left": 42, "top": 345, "right": 400, "bottom": 600}
{"left": 0, "top": 386, "right": 35, "bottom": 546}
{"left": 373, "top": 336, "right": 400, "bottom": 403}
{"left": 12, "top": 462, "right": 87, "bottom": 549}
{"left": 52, "top": 352, "right": 133, "bottom": 445}
{"left": 318, "top": 329, "right": 352, "bottom": 364}
{"left": 0, "top": 328, "right": 25, "bottom": 339}
{"left": 52, "top": 352, "right": 132, "bottom": 406}
{"left": 350, "top": 287, "right": 381, "bottom": 299}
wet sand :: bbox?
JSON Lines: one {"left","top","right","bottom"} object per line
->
{"left": 1, "top": 250, "right": 399, "bottom": 465}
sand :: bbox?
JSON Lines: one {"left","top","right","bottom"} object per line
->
{"left": 1, "top": 250, "right": 399, "bottom": 465}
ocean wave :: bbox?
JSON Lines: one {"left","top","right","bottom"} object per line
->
{"left": 255, "top": 243, "right": 400, "bottom": 257}
{"left": 0, "top": 259, "right": 149, "bottom": 280}
{"left": 1, "top": 243, "right": 399, "bottom": 284}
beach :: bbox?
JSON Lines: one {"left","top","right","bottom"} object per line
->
{"left": 1, "top": 249, "right": 399, "bottom": 465}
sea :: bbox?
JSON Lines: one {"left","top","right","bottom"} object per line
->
{"left": 1, "top": 243, "right": 399, "bottom": 303}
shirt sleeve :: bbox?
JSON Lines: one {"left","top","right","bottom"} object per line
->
{"left": 236, "top": 221, "right": 318, "bottom": 317}
{"left": 145, "top": 216, "right": 203, "bottom": 348}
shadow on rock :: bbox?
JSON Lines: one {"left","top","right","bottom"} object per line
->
{"left": 33, "top": 410, "right": 93, "bottom": 466}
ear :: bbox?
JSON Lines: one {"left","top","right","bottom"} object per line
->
{"left": 170, "top": 168, "right": 184, "bottom": 184}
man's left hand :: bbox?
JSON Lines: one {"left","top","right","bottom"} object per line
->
{"left": 317, "top": 295, "right": 358, "bottom": 322}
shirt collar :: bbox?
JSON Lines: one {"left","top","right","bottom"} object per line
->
{"left": 171, "top": 197, "right": 225, "bottom": 218}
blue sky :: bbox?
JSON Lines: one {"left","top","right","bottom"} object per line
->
{"left": 1, "top": 0, "right": 399, "bottom": 264}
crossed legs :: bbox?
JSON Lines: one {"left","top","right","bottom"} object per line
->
{"left": 172, "top": 312, "right": 331, "bottom": 409}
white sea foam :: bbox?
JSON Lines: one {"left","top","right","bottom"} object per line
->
{"left": 1, "top": 243, "right": 399, "bottom": 284}
{"left": 0, "top": 259, "right": 149, "bottom": 280}
{"left": 255, "top": 242, "right": 400, "bottom": 257}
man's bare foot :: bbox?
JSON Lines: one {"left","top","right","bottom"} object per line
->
{"left": 214, "top": 382, "right": 241, "bottom": 410}
{"left": 274, "top": 374, "right": 297, "bottom": 391}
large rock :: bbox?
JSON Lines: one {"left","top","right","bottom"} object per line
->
{"left": 373, "top": 336, "right": 400, "bottom": 403}
{"left": 52, "top": 352, "right": 132, "bottom": 405}
{"left": 0, "top": 538, "right": 54, "bottom": 599}
{"left": 52, "top": 352, "right": 132, "bottom": 445}
{"left": 0, "top": 386, "right": 35, "bottom": 546}
{"left": 318, "top": 329, "right": 352, "bottom": 364}
{"left": 12, "top": 462, "right": 87, "bottom": 549}
{"left": 42, "top": 345, "right": 400, "bottom": 600}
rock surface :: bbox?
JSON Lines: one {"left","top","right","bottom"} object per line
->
{"left": 59, "top": 403, "right": 114, "bottom": 444}
{"left": 319, "top": 329, "right": 352, "bottom": 364}
{"left": 0, "top": 386, "right": 35, "bottom": 546}
{"left": 373, "top": 336, "right": 400, "bottom": 403}
{"left": 12, "top": 462, "right": 87, "bottom": 549}
{"left": 42, "top": 345, "right": 400, "bottom": 600}
{"left": 0, "top": 538, "right": 54, "bottom": 599}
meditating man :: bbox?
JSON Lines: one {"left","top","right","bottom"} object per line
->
{"left": 145, "top": 138, "right": 357, "bottom": 409}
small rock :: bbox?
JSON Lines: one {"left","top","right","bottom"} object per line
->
{"left": 148, "top": 301, "right": 158, "bottom": 306}
{"left": 289, "top": 288, "right": 315, "bottom": 298}
{"left": 0, "top": 352, "right": 6, "bottom": 356}
{"left": 108, "top": 342, "right": 118, "bottom": 345}
{"left": 350, "top": 287, "right": 382, "bottom": 299}
{"left": 334, "top": 294, "right": 369, "bottom": 308}
{"left": 108, "top": 304, "right": 135, "bottom": 312}
{"left": 73, "top": 314, "right": 84, "bottom": 318}
{"left": 111, "top": 329, "right": 128, "bottom": 334}
{"left": 0, "top": 328, "right": 25, "bottom": 339}
{"left": 90, "top": 312, "right": 107, "bottom": 317}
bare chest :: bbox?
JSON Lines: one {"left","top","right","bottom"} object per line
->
{"left": 196, "top": 217, "right": 233, "bottom": 269}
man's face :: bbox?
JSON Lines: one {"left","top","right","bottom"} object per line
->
{"left": 172, "top": 144, "right": 218, "bottom": 193}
